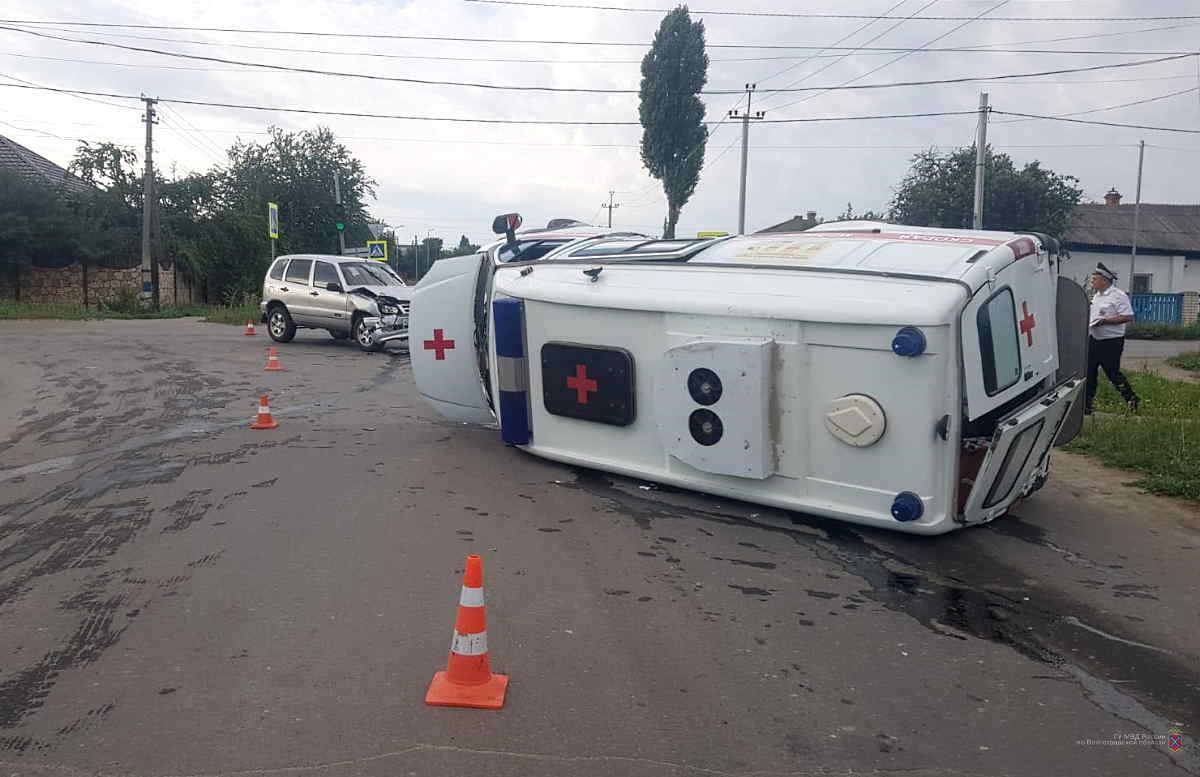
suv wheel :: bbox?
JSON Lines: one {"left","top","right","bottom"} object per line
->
{"left": 267, "top": 305, "right": 297, "bottom": 343}
{"left": 353, "top": 314, "right": 384, "bottom": 352}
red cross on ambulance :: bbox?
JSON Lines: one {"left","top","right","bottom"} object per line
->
{"left": 1019, "top": 301, "right": 1036, "bottom": 347}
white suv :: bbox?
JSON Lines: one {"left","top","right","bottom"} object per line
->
{"left": 260, "top": 254, "right": 411, "bottom": 351}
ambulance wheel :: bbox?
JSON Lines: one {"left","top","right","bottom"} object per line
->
{"left": 353, "top": 314, "right": 383, "bottom": 353}
{"left": 267, "top": 305, "right": 296, "bottom": 343}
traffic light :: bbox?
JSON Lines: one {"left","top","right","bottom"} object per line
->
{"left": 335, "top": 202, "right": 346, "bottom": 232}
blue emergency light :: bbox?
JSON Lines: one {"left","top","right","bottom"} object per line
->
{"left": 891, "top": 326, "right": 927, "bottom": 357}
{"left": 890, "top": 491, "right": 924, "bottom": 522}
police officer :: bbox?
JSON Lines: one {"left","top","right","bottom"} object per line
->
{"left": 1085, "top": 262, "right": 1139, "bottom": 414}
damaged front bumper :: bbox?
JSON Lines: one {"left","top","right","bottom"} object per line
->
{"left": 362, "top": 314, "right": 409, "bottom": 346}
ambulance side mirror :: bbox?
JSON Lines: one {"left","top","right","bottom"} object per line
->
{"left": 492, "top": 213, "right": 523, "bottom": 244}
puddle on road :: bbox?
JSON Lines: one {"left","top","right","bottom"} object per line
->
{"left": 559, "top": 468, "right": 1199, "bottom": 771}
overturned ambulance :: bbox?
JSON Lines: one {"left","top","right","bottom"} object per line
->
{"left": 410, "top": 217, "right": 1088, "bottom": 535}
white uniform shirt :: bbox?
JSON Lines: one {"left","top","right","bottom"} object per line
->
{"left": 1088, "top": 284, "right": 1134, "bottom": 340}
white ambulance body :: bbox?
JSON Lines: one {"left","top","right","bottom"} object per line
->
{"left": 411, "top": 220, "right": 1087, "bottom": 535}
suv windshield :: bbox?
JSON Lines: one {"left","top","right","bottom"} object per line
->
{"left": 341, "top": 262, "right": 403, "bottom": 287}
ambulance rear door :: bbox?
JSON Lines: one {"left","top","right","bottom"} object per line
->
{"left": 960, "top": 377, "right": 1082, "bottom": 524}
{"left": 961, "top": 239, "right": 1058, "bottom": 420}
{"left": 409, "top": 252, "right": 495, "bottom": 424}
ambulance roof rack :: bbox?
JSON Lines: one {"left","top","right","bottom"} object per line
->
{"left": 558, "top": 236, "right": 723, "bottom": 263}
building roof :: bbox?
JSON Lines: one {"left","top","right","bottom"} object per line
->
{"left": 759, "top": 212, "right": 821, "bottom": 233}
{"left": 0, "top": 134, "right": 94, "bottom": 195}
{"left": 1064, "top": 202, "right": 1200, "bottom": 255}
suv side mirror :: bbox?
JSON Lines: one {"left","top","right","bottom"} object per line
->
{"left": 326, "top": 282, "right": 343, "bottom": 293}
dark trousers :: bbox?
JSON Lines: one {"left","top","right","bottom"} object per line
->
{"left": 1086, "top": 336, "right": 1138, "bottom": 409}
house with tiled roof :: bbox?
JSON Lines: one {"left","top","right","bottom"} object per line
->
{"left": 0, "top": 134, "right": 94, "bottom": 195}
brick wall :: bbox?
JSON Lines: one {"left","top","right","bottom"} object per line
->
{"left": 0, "top": 262, "right": 197, "bottom": 307}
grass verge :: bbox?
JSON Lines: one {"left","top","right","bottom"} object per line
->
{"left": 1166, "top": 352, "right": 1200, "bottom": 373}
{"left": 0, "top": 301, "right": 209, "bottom": 320}
{"left": 0, "top": 300, "right": 260, "bottom": 325}
{"left": 203, "top": 304, "right": 262, "bottom": 326}
{"left": 1066, "top": 370, "right": 1200, "bottom": 500}
{"left": 1126, "top": 321, "right": 1200, "bottom": 340}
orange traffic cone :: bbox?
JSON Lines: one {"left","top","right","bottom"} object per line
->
{"left": 425, "top": 554, "right": 508, "bottom": 709}
{"left": 244, "top": 320, "right": 257, "bottom": 336}
{"left": 250, "top": 394, "right": 278, "bottom": 430}
{"left": 264, "top": 347, "right": 282, "bottom": 372}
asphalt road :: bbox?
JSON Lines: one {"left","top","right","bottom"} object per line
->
{"left": 0, "top": 319, "right": 1196, "bottom": 777}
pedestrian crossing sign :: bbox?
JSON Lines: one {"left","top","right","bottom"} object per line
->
{"left": 366, "top": 240, "right": 388, "bottom": 262}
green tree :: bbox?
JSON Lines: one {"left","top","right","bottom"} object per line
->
{"left": 889, "top": 146, "right": 1083, "bottom": 236}
{"left": 836, "top": 202, "right": 886, "bottom": 222}
{"left": 224, "top": 126, "right": 375, "bottom": 258}
{"left": 0, "top": 170, "right": 77, "bottom": 298}
{"left": 447, "top": 234, "right": 479, "bottom": 257}
{"left": 638, "top": 5, "right": 709, "bottom": 239}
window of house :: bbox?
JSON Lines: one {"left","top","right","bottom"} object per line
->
{"left": 977, "top": 289, "right": 1022, "bottom": 396}
{"left": 1132, "top": 274, "right": 1152, "bottom": 294}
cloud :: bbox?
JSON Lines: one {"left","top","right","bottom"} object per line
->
{"left": 1, "top": 0, "right": 1197, "bottom": 243}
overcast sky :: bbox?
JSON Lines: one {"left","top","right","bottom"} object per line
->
{"left": 1, "top": 0, "right": 1197, "bottom": 245}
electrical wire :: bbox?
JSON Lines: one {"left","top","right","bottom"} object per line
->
{"left": 1, "top": 25, "right": 1191, "bottom": 96}
{"left": 461, "top": 1, "right": 1200, "bottom": 23}
{"left": 993, "top": 86, "right": 1200, "bottom": 124}
{"left": 752, "top": 0, "right": 910, "bottom": 86}
{"left": 159, "top": 103, "right": 227, "bottom": 162}
{"left": 755, "top": 0, "right": 935, "bottom": 95}
{"left": 991, "top": 110, "right": 1200, "bottom": 134}
{"left": 765, "top": 0, "right": 1014, "bottom": 111}
{"left": 4, "top": 18, "right": 1198, "bottom": 48}
{"left": 0, "top": 68, "right": 137, "bottom": 112}
{"left": 0, "top": 81, "right": 985, "bottom": 125}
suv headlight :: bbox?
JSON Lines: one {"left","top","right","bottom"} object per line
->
{"left": 379, "top": 303, "right": 400, "bottom": 316}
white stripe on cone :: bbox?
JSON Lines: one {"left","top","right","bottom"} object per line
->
{"left": 459, "top": 586, "right": 485, "bottom": 608}
{"left": 450, "top": 630, "right": 488, "bottom": 656}
{"left": 258, "top": 405, "right": 270, "bottom": 414}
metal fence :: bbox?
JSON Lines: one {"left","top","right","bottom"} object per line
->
{"left": 1131, "top": 293, "right": 1183, "bottom": 325}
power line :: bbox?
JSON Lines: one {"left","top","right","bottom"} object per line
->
{"left": 9, "top": 50, "right": 1198, "bottom": 79}
{"left": 462, "top": 1, "right": 1200, "bottom": 23}
{"left": 991, "top": 110, "right": 1200, "bottom": 134}
{"left": 8, "top": 77, "right": 1196, "bottom": 133}
{"left": 0, "top": 80, "right": 983, "bottom": 124}
{"left": 757, "top": 0, "right": 950, "bottom": 112}
{"left": 159, "top": 102, "right": 227, "bottom": 162}
{"left": 1, "top": 26, "right": 1190, "bottom": 95}
{"left": 752, "top": 0, "right": 912, "bottom": 86}
{"left": 4, "top": 18, "right": 1198, "bottom": 48}
{"left": 0, "top": 67, "right": 136, "bottom": 112}
{"left": 993, "top": 86, "right": 1200, "bottom": 124}
{"left": 766, "top": 0, "right": 1014, "bottom": 112}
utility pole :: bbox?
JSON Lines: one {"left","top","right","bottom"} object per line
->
{"left": 1130, "top": 139, "right": 1145, "bottom": 288}
{"left": 602, "top": 190, "right": 620, "bottom": 228}
{"left": 333, "top": 171, "right": 346, "bottom": 256}
{"left": 140, "top": 95, "right": 159, "bottom": 308}
{"left": 729, "top": 83, "right": 764, "bottom": 235}
{"left": 972, "top": 92, "right": 989, "bottom": 231}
